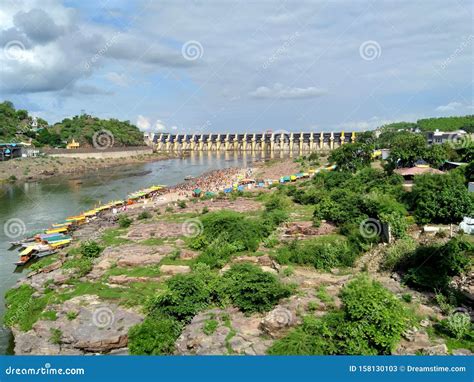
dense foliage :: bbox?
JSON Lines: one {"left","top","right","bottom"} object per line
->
{"left": 275, "top": 235, "right": 357, "bottom": 270}
{"left": 268, "top": 276, "right": 409, "bottom": 355}
{"left": 0, "top": 100, "right": 144, "bottom": 147}
{"left": 410, "top": 172, "right": 473, "bottom": 224}
{"left": 395, "top": 238, "right": 473, "bottom": 293}
{"left": 382, "top": 115, "right": 474, "bottom": 133}
{"left": 128, "top": 315, "right": 182, "bottom": 355}
{"left": 328, "top": 143, "right": 372, "bottom": 173}
{"left": 220, "top": 263, "right": 292, "bottom": 314}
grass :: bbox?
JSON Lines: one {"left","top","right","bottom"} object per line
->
{"left": 426, "top": 325, "right": 474, "bottom": 353}
{"left": 66, "top": 311, "right": 78, "bottom": 320}
{"left": 50, "top": 328, "right": 62, "bottom": 345}
{"left": 41, "top": 310, "right": 57, "bottom": 321}
{"left": 56, "top": 280, "right": 163, "bottom": 308}
{"left": 203, "top": 319, "right": 219, "bottom": 335}
{"left": 316, "top": 285, "right": 333, "bottom": 305}
{"left": 140, "top": 238, "right": 166, "bottom": 246}
{"left": 29, "top": 255, "right": 58, "bottom": 272}
{"left": 222, "top": 313, "right": 237, "bottom": 355}
{"left": 100, "top": 228, "right": 130, "bottom": 246}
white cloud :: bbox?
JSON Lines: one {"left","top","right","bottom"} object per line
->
{"left": 136, "top": 115, "right": 151, "bottom": 131}
{"left": 435, "top": 102, "right": 463, "bottom": 112}
{"left": 105, "top": 72, "right": 129, "bottom": 87}
{"left": 249, "top": 83, "right": 327, "bottom": 99}
{"left": 155, "top": 120, "right": 166, "bottom": 131}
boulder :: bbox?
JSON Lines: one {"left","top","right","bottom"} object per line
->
{"left": 160, "top": 265, "right": 191, "bottom": 275}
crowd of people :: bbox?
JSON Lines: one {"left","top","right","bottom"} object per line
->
{"left": 168, "top": 167, "right": 246, "bottom": 198}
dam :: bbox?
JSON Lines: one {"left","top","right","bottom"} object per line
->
{"left": 151, "top": 131, "right": 357, "bottom": 152}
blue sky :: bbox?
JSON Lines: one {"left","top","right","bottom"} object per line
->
{"left": 0, "top": 0, "right": 472, "bottom": 134}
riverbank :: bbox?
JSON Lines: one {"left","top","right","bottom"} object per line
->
{"left": 0, "top": 151, "right": 177, "bottom": 184}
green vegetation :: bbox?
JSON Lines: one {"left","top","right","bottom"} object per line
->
{"left": 128, "top": 315, "right": 182, "bottom": 355}
{"left": 410, "top": 172, "right": 473, "bottom": 224}
{"left": 381, "top": 115, "right": 474, "bottom": 133}
{"left": 49, "top": 328, "right": 62, "bottom": 345}
{"left": 80, "top": 241, "right": 103, "bottom": 259}
{"left": 4, "top": 285, "right": 52, "bottom": 331}
{"left": 137, "top": 211, "right": 151, "bottom": 220}
{"left": 203, "top": 318, "right": 219, "bottom": 335}
{"left": 268, "top": 276, "right": 409, "bottom": 355}
{"left": 276, "top": 235, "right": 357, "bottom": 270}
{"left": 0, "top": 101, "right": 144, "bottom": 146}
{"left": 220, "top": 263, "right": 292, "bottom": 314}
{"left": 118, "top": 214, "right": 132, "bottom": 228}
{"left": 395, "top": 238, "right": 473, "bottom": 294}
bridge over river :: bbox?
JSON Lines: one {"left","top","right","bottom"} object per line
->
{"left": 152, "top": 131, "right": 358, "bottom": 152}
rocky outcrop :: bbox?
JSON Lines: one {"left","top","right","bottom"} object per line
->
{"left": 260, "top": 307, "right": 297, "bottom": 338}
{"left": 175, "top": 308, "right": 272, "bottom": 355}
{"left": 89, "top": 244, "right": 170, "bottom": 278}
{"left": 160, "top": 265, "right": 191, "bottom": 275}
{"left": 279, "top": 221, "right": 336, "bottom": 240}
{"left": 126, "top": 222, "right": 185, "bottom": 240}
{"left": 13, "top": 295, "right": 143, "bottom": 355}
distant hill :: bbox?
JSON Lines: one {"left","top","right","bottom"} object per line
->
{"left": 382, "top": 115, "right": 474, "bottom": 133}
{"left": 0, "top": 101, "right": 144, "bottom": 147}
{"left": 51, "top": 115, "right": 145, "bottom": 147}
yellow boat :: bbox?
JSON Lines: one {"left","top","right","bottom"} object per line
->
{"left": 52, "top": 222, "right": 73, "bottom": 228}
{"left": 290, "top": 175, "right": 297, "bottom": 181}
{"left": 45, "top": 227, "right": 69, "bottom": 234}
{"left": 49, "top": 239, "right": 72, "bottom": 248}
{"left": 66, "top": 215, "right": 86, "bottom": 222}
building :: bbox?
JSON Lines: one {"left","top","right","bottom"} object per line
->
{"left": 66, "top": 139, "right": 80, "bottom": 149}
{"left": 0, "top": 143, "right": 23, "bottom": 161}
{"left": 426, "top": 129, "right": 469, "bottom": 145}
{"left": 459, "top": 217, "right": 474, "bottom": 234}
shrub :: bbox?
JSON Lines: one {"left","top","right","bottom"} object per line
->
{"left": 128, "top": 315, "right": 182, "bottom": 355}
{"left": 275, "top": 235, "right": 358, "bottom": 270}
{"left": 137, "top": 211, "right": 151, "bottom": 220}
{"left": 190, "top": 211, "right": 263, "bottom": 252}
{"left": 149, "top": 269, "right": 219, "bottom": 322}
{"left": 118, "top": 214, "right": 132, "bottom": 228}
{"left": 220, "top": 263, "right": 292, "bottom": 314}
{"left": 49, "top": 328, "right": 62, "bottom": 345}
{"left": 443, "top": 312, "right": 471, "bottom": 339}
{"left": 268, "top": 276, "right": 408, "bottom": 355}
{"left": 397, "top": 238, "right": 473, "bottom": 292}
{"left": 195, "top": 233, "right": 238, "bottom": 269}
{"left": 203, "top": 319, "right": 219, "bottom": 335}
{"left": 381, "top": 237, "right": 417, "bottom": 271}
{"left": 177, "top": 200, "right": 187, "bottom": 209}
{"left": 80, "top": 241, "right": 103, "bottom": 259}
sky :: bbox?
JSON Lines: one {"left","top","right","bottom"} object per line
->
{"left": 0, "top": 0, "right": 472, "bottom": 135}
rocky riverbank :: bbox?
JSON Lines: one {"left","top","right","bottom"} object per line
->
{"left": 0, "top": 151, "right": 175, "bottom": 184}
{"left": 4, "top": 159, "right": 472, "bottom": 356}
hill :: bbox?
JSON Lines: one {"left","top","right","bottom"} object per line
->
{"left": 382, "top": 115, "right": 474, "bottom": 133}
{"left": 0, "top": 101, "right": 144, "bottom": 147}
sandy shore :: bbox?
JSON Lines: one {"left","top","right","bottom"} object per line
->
{"left": 0, "top": 152, "right": 176, "bottom": 184}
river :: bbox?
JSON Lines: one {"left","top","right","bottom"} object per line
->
{"left": 0, "top": 151, "right": 279, "bottom": 354}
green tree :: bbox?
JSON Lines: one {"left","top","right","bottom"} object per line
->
{"left": 329, "top": 142, "right": 372, "bottom": 173}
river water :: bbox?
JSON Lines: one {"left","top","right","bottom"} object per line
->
{"left": 0, "top": 151, "right": 278, "bottom": 354}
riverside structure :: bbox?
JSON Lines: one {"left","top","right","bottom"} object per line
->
{"left": 152, "top": 132, "right": 357, "bottom": 152}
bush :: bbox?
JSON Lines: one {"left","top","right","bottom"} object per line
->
{"left": 444, "top": 312, "right": 471, "bottom": 340}
{"left": 268, "top": 276, "right": 408, "bottom": 355}
{"left": 189, "top": 211, "right": 263, "bottom": 252}
{"left": 195, "top": 233, "right": 238, "bottom": 269}
{"left": 381, "top": 237, "right": 417, "bottom": 271}
{"left": 149, "top": 268, "right": 219, "bottom": 322}
{"left": 118, "top": 214, "right": 132, "bottom": 228}
{"left": 177, "top": 200, "right": 187, "bottom": 209}
{"left": 220, "top": 263, "right": 292, "bottom": 314}
{"left": 397, "top": 238, "right": 473, "bottom": 292}
{"left": 80, "top": 241, "right": 103, "bottom": 259}
{"left": 128, "top": 315, "right": 182, "bottom": 355}
{"left": 275, "top": 235, "right": 358, "bottom": 270}
{"left": 137, "top": 211, "right": 151, "bottom": 220}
